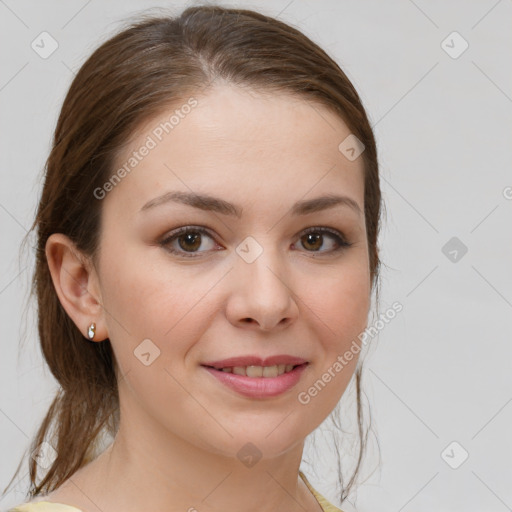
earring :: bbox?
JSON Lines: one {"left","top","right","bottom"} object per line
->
{"left": 87, "top": 322, "right": 96, "bottom": 340}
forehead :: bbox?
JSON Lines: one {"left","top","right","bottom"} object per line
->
{"left": 105, "top": 84, "right": 365, "bottom": 216}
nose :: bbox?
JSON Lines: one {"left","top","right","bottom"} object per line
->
{"left": 225, "top": 243, "right": 299, "bottom": 332}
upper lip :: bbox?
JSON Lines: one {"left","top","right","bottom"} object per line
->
{"left": 202, "top": 355, "right": 308, "bottom": 369}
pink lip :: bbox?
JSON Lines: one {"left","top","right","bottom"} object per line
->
{"left": 202, "top": 362, "right": 309, "bottom": 399}
{"left": 202, "top": 354, "right": 308, "bottom": 369}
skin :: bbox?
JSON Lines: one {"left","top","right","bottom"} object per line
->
{"left": 44, "top": 84, "right": 371, "bottom": 512}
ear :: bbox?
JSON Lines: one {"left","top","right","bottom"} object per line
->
{"left": 45, "top": 233, "right": 107, "bottom": 342}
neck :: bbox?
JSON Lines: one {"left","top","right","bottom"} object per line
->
{"left": 62, "top": 410, "right": 320, "bottom": 512}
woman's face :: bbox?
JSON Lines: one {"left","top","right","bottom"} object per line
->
{"left": 93, "top": 84, "right": 371, "bottom": 458}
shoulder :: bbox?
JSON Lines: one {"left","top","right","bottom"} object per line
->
{"left": 299, "top": 471, "right": 346, "bottom": 512}
{"left": 7, "top": 501, "right": 84, "bottom": 512}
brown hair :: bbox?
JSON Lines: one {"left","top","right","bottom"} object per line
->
{"left": 5, "top": 4, "right": 381, "bottom": 505}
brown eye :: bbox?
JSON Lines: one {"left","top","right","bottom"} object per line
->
{"left": 177, "top": 232, "right": 202, "bottom": 252}
{"left": 301, "top": 232, "right": 324, "bottom": 251}
{"left": 296, "top": 227, "right": 351, "bottom": 254}
{"left": 160, "top": 227, "right": 218, "bottom": 257}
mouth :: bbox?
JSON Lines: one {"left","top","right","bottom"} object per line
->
{"left": 202, "top": 363, "right": 306, "bottom": 378}
{"left": 200, "top": 359, "right": 310, "bottom": 398}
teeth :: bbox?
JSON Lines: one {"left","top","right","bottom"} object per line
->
{"left": 247, "top": 366, "right": 263, "bottom": 378}
{"left": 218, "top": 364, "right": 298, "bottom": 377}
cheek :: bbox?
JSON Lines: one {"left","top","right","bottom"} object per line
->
{"left": 98, "top": 245, "right": 217, "bottom": 369}
{"left": 295, "top": 264, "right": 370, "bottom": 418}
{"left": 309, "top": 256, "right": 371, "bottom": 346}
{"left": 330, "top": 272, "right": 370, "bottom": 341}
{"left": 97, "top": 249, "right": 231, "bottom": 450}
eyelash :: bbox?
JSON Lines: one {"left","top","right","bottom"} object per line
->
{"left": 159, "top": 225, "right": 353, "bottom": 259}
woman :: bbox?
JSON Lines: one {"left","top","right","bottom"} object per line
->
{"left": 6, "top": 4, "right": 381, "bottom": 511}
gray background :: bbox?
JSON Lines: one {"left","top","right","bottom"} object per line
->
{"left": 1, "top": 1, "right": 511, "bottom": 511}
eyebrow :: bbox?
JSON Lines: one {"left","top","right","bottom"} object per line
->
{"left": 139, "top": 191, "right": 363, "bottom": 218}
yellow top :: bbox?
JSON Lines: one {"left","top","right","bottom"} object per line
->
{"left": 7, "top": 504, "right": 82, "bottom": 512}
{"left": 300, "top": 471, "right": 344, "bottom": 512}
{"left": 8, "top": 471, "right": 343, "bottom": 512}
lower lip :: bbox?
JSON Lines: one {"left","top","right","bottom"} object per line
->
{"left": 202, "top": 364, "right": 308, "bottom": 399}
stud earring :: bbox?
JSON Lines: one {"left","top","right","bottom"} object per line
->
{"left": 87, "top": 322, "right": 96, "bottom": 340}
